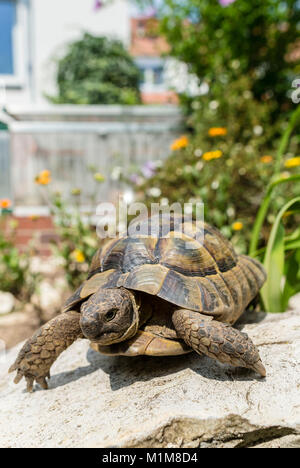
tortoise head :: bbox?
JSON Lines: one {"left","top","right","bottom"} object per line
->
{"left": 80, "top": 287, "right": 139, "bottom": 345}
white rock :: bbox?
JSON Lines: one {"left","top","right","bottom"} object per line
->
{"left": 288, "top": 293, "right": 300, "bottom": 311}
{"left": 31, "top": 280, "right": 65, "bottom": 313}
{"left": 0, "top": 292, "right": 15, "bottom": 315}
{"left": 0, "top": 310, "right": 299, "bottom": 448}
{"left": 30, "top": 256, "right": 64, "bottom": 276}
{"left": 0, "top": 310, "right": 40, "bottom": 349}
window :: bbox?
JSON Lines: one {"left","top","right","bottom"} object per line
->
{"left": 153, "top": 66, "right": 164, "bottom": 85}
{"left": 135, "top": 58, "right": 166, "bottom": 91}
{"left": 0, "top": 0, "right": 29, "bottom": 88}
{"left": 0, "top": 0, "right": 16, "bottom": 75}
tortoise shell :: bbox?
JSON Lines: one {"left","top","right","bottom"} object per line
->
{"left": 63, "top": 214, "right": 266, "bottom": 323}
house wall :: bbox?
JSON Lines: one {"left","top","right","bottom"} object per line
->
{"left": 3, "top": 0, "right": 131, "bottom": 107}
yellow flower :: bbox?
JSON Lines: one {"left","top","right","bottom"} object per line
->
{"left": 94, "top": 172, "right": 105, "bottom": 182}
{"left": 71, "top": 249, "right": 85, "bottom": 263}
{"left": 284, "top": 157, "right": 300, "bottom": 168}
{"left": 170, "top": 135, "right": 189, "bottom": 151}
{"left": 232, "top": 222, "right": 244, "bottom": 231}
{"left": 0, "top": 198, "right": 12, "bottom": 209}
{"left": 29, "top": 215, "right": 40, "bottom": 221}
{"left": 71, "top": 188, "right": 82, "bottom": 196}
{"left": 202, "top": 150, "right": 223, "bottom": 161}
{"left": 35, "top": 170, "right": 51, "bottom": 185}
{"left": 260, "top": 155, "right": 273, "bottom": 164}
{"left": 208, "top": 127, "right": 227, "bottom": 137}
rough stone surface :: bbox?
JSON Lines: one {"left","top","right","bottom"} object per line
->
{"left": 0, "top": 309, "right": 299, "bottom": 448}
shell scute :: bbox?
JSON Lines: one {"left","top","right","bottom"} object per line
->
{"left": 121, "top": 264, "right": 169, "bottom": 296}
{"left": 158, "top": 269, "right": 202, "bottom": 310}
{"left": 157, "top": 236, "right": 218, "bottom": 277}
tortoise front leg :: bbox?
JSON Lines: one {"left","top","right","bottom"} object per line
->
{"left": 9, "top": 311, "right": 83, "bottom": 392}
{"left": 172, "top": 309, "right": 266, "bottom": 377}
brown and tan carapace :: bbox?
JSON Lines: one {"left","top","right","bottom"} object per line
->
{"left": 10, "top": 214, "right": 267, "bottom": 392}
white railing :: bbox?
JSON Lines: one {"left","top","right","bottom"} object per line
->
{"left": 0, "top": 131, "right": 11, "bottom": 200}
{"left": 6, "top": 105, "right": 182, "bottom": 207}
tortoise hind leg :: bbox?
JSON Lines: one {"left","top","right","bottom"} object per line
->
{"left": 172, "top": 309, "right": 266, "bottom": 377}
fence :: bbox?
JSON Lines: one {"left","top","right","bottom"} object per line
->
{"left": 0, "top": 131, "right": 11, "bottom": 200}
{"left": 8, "top": 105, "right": 183, "bottom": 207}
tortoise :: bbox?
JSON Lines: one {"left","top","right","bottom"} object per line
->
{"left": 9, "top": 214, "right": 267, "bottom": 391}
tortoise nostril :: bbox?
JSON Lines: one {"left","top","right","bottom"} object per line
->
{"left": 80, "top": 316, "right": 101, "bottom": 340}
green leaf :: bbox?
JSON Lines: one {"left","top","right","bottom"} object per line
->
{"left": 261, "top": 197, "right": 300, "bottom": 313}
{"left": 82, "top": 236, "right": 98, "bottom": 249}
{"left": 261, "top": 221, "right": 285, "bottom": 312}
{"left": 285, "top": 240, "right": 300, "bottom": 251}
{"left": 285, "top": 227, "right": 300, "bottom": 242}
{"left": 282, "top": 249, "right": 300, "bottom": 311}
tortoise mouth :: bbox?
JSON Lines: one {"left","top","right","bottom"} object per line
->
{"left": 89, "top": 331, "right": 124, "bottom": 345}
{"left": 80, "top": 317, "right": 123, "bottom": 344}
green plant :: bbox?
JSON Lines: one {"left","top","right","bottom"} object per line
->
{"left": 0, "top": 217, "right": 40, "bottom": 301}
{"left": 250, "top": 105, "right": 300, "bottom": 255}
{"left": 260, "top": 197, "right": 300, "bottom": 312}
{"left": 132, "top": 76, "right": 299, "bottom": 252}
{"left": 249, "top": 106, "right": 300, "bottom": 312}
{"left": 49, "top": 33, "right": 141, "bottom": 105}
{"left": 157, "top": 0, "right": 299, "bottom": 117}
{"left": 35, "top": 167, "right": 105, "bottom": 290}
{"left": 130, "top": 0, "right": 300, "bottom": 253}
{"left": 50, "top": 193, "right": 99, "bottom": 289}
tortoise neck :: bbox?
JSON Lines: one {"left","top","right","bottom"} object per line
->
{"left": 118, "top": 289, "right": 140, "bottom": 341}
{"left": 127, "top": 290, "right": 153, "bottom": 328}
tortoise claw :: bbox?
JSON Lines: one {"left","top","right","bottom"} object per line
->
{"left": 37, "top": 377, "right": 49, "bottom": 390}
{"left": 13, "top": 370, "right": 23, "bottom": 384}
{"left": 26, "top": 376, "right": 34, "bottom": 393}
{"left": 12, "top": 371, "right": 49, "bottom": 392}
{"left": 252, "top": 360, "right": 266, "bottom": 378}
{"left": 8, "top": 363, "right": 17, "bottom": 373}
{"left": 10, "top": 360, "right": 50, "bottom": 392}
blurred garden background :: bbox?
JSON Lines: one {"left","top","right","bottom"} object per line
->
{"left": 0, "top": 0, "right": 299, "bottom": 348}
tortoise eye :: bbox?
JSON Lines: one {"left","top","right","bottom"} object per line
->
{"left": 105, "top": 309, "right": 117, "bottom": 321}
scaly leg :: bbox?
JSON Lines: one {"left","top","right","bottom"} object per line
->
{"left": 9, "top": 311, "right": 83, "bottom": 392}
{"left": 172, "top": 309, "right": 266, "bottom": 377}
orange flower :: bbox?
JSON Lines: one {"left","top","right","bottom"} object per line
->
{"left": 232, "top": 221, "right": 244, "bottom": 231}
{"left": 35, "top": 170, "right": 51, "bottom": 185}
{"left": 0, "top": 198, "right": 12, "bottom": 209}
{"left": 170, "top": 136, "right": 189, "bottom": 151}
{"left": 202, "top": 150, "right": 223, "bottom": 161}
{"left": 208, "top": 127, "right": 227, "bottom": 137}
{"left": 260, "top": 155, "right": 273, "bottom": 164}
